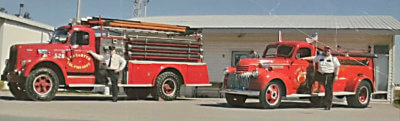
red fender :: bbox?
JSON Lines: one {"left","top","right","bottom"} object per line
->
{"left": 152, "top": 65, "right": 187, "bottom": 85}
{"left": 24, "top": 58, "right": 67, "bottom": 78}
{"left": 253, "top": 68, "right": 295, "bottom": 95}
{"left": 345, "top": 76, "right": 375, "bottom": 92}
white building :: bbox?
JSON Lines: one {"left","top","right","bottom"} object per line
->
{"left": 0, "top": 12, "right": 54, "bottom": 81}
{"left": 133, "top": 15, "right": 400, "bottom": 100}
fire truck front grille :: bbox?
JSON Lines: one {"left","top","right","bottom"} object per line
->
{"left": 227, "top": 73, "right": 251, "bottom": 90}
{"left": 7, "top": 46, "right": 17, "bottom": 71}
{"left": 236, "top": 66, "right": 249, "bottom": 72}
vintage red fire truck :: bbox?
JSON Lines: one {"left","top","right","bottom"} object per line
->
{"left": 223, "top": 41, "right": 376, "bottom": 109}
{"left": 1, "top": 17, "right": 210, "bottom": 101}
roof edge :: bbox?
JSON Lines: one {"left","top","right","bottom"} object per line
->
{"left": 0, "top": 12, "right": 54, "bottom": 31}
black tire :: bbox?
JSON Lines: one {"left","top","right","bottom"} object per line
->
{"left": 225, "top": 93, "right": 247, "bottom": 107}
{"left": 309, "top": 97, "right": 324, "bottom": 107}
{"left": 124, "top": 88, "right": 151, "bottom": 100}
{"left": 25, "top": 68, "right": 59, "bottom": 101}
{"left": 259, "top": 81, "right": 284, "bottom": 109}
{"left": 152, "top": 72, "right": 181, "bottom": 101}
{"left": 346, "top": 81, "right": 371, "bottom": 108}
{"left": 8, "top": 82, "right": 29, "bottom": 100}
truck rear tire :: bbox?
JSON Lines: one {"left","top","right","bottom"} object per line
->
{"left": 346, "top": 81, "right": 371, "bottom": 108}
{"left": 152, "top": 72, "right": 181, "bottom": 101}
{"left": 259, "top": 81, "right": 283, "bottom": 109}
{"left": 25, "top": 68, "right": 59, "bottom": 101}
{"left": 124, "top": 88, "right": 150, "bottom": 100}
{"left": 8, "top": 82, "right": 29, "bottom": 100}
{"left": 225, "top": 93, "right": 247, "bottom": 107}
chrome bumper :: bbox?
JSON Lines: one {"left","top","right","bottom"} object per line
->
{"left": 221, "top": 89, "right": 260, "bottom": 97}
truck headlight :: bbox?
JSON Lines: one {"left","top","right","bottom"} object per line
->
{"left": 21, "top": 60, "right": 26, "bottom": 67}
{"left": 252, "top": 69, "right": 259, "bottom": 78}
{"left": 223, "top": 68, "right": 228, "bottom": 75}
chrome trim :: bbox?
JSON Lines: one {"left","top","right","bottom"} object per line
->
{"left": 129, "top": 60, "right": 206, "bottom": 65}
{"left": 68, "top": 84, "right": 106, "bottom": 87}
{"left": 67, "top": 76, "right": 95, "bottom": 78}
{"left": 68, "top": 84, "right": 153, "bottom": 87}
{"left": 227, "top": 73, "right": 251, "bottom": 90}
{"left": 119, "top": 84, "right": 153, "bottom": 87}
{"left": 185, "top": 84, "right": 212, "bottom": 87}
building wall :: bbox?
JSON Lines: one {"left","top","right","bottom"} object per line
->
{"left": 0, "top": 19, "right": 52, "bottom": 75}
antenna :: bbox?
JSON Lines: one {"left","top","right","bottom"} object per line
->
{"left": 133, "top": 0, "right": 149, "bottom": 17}
{"left": 75, "top": 0, "right": 81, "bottom": 24}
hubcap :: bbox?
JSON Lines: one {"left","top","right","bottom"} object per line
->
{"left": 33, "top": 74, "right": 53, "bottom": 95}
{"left": 359, "top": 86, "right": 369, "bottom": 104}
{"left": 162, "top": 78, "right": 176, "bottom": 96}
{"left": 266, "top": 84, "right": 280, "bottom": 105}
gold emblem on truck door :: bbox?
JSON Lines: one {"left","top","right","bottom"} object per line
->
{"left": 67, "top": 54, "right": 91, "bottom": 69}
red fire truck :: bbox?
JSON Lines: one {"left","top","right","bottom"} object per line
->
{"left": 1, "top": 17, "right": 210, "bottom": 101}
{"left": 223, "top": 41, "right": 376, "bottom": 109}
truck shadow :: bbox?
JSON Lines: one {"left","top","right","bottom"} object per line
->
{"left": 200, "top": 101, "right": 350, "bottom": 110}
{"left": 0, "top": 95, "right": 193, "bottom": 102}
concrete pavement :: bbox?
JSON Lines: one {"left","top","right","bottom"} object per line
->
{"left": 0, "top": 91, "right": 399, "bottom": 121}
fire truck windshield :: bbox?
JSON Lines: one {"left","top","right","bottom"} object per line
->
{"left": 264, "top": 45, "right": 294, "bottom": 58}
{"left": 50, "top": 29, "right": 69, "bottom": 43}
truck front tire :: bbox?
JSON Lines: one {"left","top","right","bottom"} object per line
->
{"left": 259, "top": 81, "right": 283, "bottom": 109}
{"left": 8, "top": 82, "right": 29, "bottom": 100}
{"left": 25, "top": 68, "right": 59, "bottom": 101}
{"left": 152, "top": 72, "right": 181, "bottom": 101}
{"left": 346, "top": 81, "right": 371, "bottom": 108}
{"left": 225, "top": 93, "right": 247, "bottom": 107}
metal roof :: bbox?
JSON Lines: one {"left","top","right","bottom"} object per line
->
{"left": 0, "top": 12, "right": 54, "bottom": 31}
{"left": 132, "top": 15, "right": 400, "bottom": 30}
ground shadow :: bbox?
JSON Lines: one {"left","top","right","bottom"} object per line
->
{"left": 200, "top": 101, "right": 350, "bottom": 110}
{"left": 0, "top": 95, "right": 193, "bottom": 102}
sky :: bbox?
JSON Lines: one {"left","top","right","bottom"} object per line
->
{"left": 0, "top": 0, "right": 399, "bottom": 26}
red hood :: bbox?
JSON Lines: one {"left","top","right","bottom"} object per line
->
{"left": 237, "top": 57, "right": 290, "bottom": 67}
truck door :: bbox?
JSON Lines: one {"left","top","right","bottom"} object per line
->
{"left": 290, "top": 47, "right": 312, "bottom": 92}
{"left": 65, "top": 30, "right": 95, "bottom": 74}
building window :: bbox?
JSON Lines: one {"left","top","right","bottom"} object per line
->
{"left": 231, "top": 51, "right": 250, "bottom": 66}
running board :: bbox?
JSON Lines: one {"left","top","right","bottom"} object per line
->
{"left": 222, "top": 89, "right": 358, "bottom": 97}
{"left": 119, "top": 84, "right": 153, "bottom": 87}
{"left": 286, "top": 92, "right": 356, "bottom": 98}
{"left": 372, "top": 91, "right": 387, "bottom": 95}
{"left": 185, "top": 84, "right": 212, "bottom": 87}
{"left": 68, "top": 84, "right": 106, "bottom": 87}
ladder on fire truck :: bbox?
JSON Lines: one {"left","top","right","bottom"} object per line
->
{"left": 68, "top": 17, "right": 203, "bottom": 88}
{"left": 81, "top": 16, "right": 203, "bottom": 62}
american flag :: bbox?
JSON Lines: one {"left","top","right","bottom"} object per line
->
{"left": 306, "top": 32, "right": 318, "bottom": 43}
